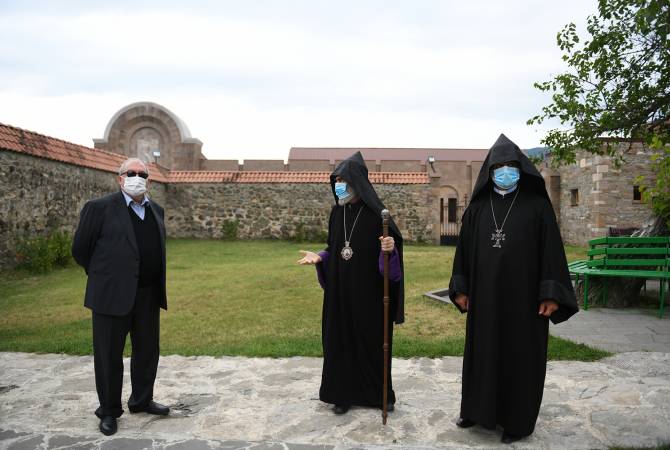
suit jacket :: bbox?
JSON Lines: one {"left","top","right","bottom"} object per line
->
{"left": 72, "top": 191, "right": 167, "bottom": 316}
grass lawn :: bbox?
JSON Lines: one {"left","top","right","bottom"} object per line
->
{"left": 0, "top": 240, "right": 608, "bottom": 361}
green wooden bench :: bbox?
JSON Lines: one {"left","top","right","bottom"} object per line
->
{"left": 568, "top": 237, "right": 670, "bottom": 318}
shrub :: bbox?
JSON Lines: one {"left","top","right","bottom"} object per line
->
{"left": 15, "top": 236, "right": 52, "bottom": 273}
{"left": 221, "top": 219, "right": 239, "bottom": 240}
{"left": 290, "top": 221, "right": 328, "bottom": 243}
{"left": 290, "top": 222, "right": 307, "bottom": 242}
{"left": 48, "top": 230, "right": 73, "bottom": 268}
{"left": 15, "top": 230, "right": 72, "bottom": 273}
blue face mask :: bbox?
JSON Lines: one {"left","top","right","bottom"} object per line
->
{"left": 492, "top": 166, "right": 520, "bottom": 190}
{"left": 334, "top": 182, "right": 350, "bottom": 200}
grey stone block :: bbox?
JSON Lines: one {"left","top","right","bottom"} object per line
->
{"left": 7, "top": 435, "right": 44, "bottom": 450}
{"left": 0, "top": 430, "right": 29, "bottom": 442}
{"left": 100, "top": 438, "right": 154, "bottom": 450}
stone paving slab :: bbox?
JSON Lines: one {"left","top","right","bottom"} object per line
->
{"left": 550, "top": 307, "right": 670, "bottom": 353}
{"left": 1, "top": 352, "right": 670, "bottom": 449}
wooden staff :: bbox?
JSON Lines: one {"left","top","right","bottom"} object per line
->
{"left": 381, "top": 209, "right": 390, "bottom": 425}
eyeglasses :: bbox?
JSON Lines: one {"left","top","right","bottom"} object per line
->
{"left": 123, "top": 171, "right": 149, "bottom": 179}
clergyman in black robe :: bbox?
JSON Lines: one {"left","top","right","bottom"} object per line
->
{"left": 448, "top": 134, "right": 578, "bottom": 444}
{"left": 298, "top": 151, "right": 405, "bottom": 415}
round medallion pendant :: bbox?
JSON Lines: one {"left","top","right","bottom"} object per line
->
{"left": 341, "top": 245, "right": 354, "bottom": 260}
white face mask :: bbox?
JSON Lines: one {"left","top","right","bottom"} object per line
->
{"left": 122, "top": 175, "right": 147, "bottom": 197}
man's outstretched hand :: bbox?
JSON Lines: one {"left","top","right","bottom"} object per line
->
{"left": 298, "top": 250, "right": 322, "bottom": 265}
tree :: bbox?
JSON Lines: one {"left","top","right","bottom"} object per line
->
{"left": 528, "top": 0, "right": 670, "bottom": 228}
{"left": 528, "top": 0, "right": 670, "bottom": 308}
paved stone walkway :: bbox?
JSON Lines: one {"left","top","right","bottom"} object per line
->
{"left": 1, "top": 352, "right": 670, "bottom": 450}
{"left": 550, "top": 307, "right": 670, "bottom": 353}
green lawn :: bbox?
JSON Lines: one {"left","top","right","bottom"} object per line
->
{"left": 0, "top": 240, "right": 608, "bottom": 361}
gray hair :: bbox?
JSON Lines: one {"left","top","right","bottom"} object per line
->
{"left": 118, "top": 158, "right": 149, "bottom": 176}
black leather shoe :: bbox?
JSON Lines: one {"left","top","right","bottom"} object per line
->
{"left": 501, "top": 432, "right": 526, "bottom": 444}
{"left": 129, "top": 401, "right": 170, "bottom": 415}
{"left": 456, "top": 417, "right": 476, "bottom": 428}
{"left": 99, "top": 416, "right": 117, "bottom": 436}
{"left": 387, "top": 403, "right": 394, "bottom": 412}
{"left": 333, "top": 404, "right": 350, "bottom": 415}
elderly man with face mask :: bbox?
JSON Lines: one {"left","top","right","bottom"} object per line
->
{"left": 448, "top": 135, "right": 578, "bottom": 444}
{"left": 72, "top": 157, "right": 169, "bottom": 436}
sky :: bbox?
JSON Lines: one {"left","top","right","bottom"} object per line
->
{"left": 0, "top": 0, "right": 599, "bottom": 160}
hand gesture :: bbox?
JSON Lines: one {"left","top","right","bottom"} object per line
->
{"left": 378, "top": 236, "right": 395, "bottom": 252}
{"left": 539, "top": 299, "right": 559, "bottom": 317}
{"left": 455, "top": 293, "right": 469, "bottom": 312}
{"left": 297, "top": 250, "right": 322, "bottom": 265}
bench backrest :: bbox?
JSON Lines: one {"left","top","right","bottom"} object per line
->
{"left": 586, "top": 237, "right": 670, "bottom": 271}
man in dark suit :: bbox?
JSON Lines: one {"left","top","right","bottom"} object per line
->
{"left": 72, "top": 157, "right": 169, "bottom": 436}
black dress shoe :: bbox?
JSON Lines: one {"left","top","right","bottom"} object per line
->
{"left": 501, "top": 432, "right": 526, "bottom": 444}
{"left": 456, "top": 417, "right": 476, "bottom": 428}
{"left": 129, "top": 401, "right": 170, "bottom": 415}
{"left": 99, "top": 416, "right": 117, "bottom": 436}
{"left": 386, "top": 403, "right": 394, "bottom": 412}
{"left": 333, "top": 404, "right": 350, "bottom": 415}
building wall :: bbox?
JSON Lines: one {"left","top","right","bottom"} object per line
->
{"left": 287, "top": 160, "right": 333, "bottom": 171}
{"left": 199, "top": 159, "right": 240, "bottom": 171}
{"left": 0, "top": 150, "right": 168, "bottom": 268}
{"left": 94, "top": 104, "right": 204, "bottom": 171}
{"left": 558, "top": 146, "right": 657, "bottom": 245}
{"left": 432, "top": 161, "right": 473, "bottom": 204}
{"left": 333, "top": 159, "right": 380, "bottom": 172}
{"left": 164, "top": 182, "right": 435, "bottom": 242}
{"left": 0, "top": 150, "right": 436, "bottom": 268}
{"left": 381, "top": 160, "right": 424, "bottom": 172}
{"left": 241, "top": 160, "right": 286, "bottom": 171}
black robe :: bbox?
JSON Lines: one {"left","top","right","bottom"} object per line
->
{"left": 319, "top": 152, "right": 404, "bottom": 408}
{"left": 449, "top": 134, "right": 578, "bottom": 436}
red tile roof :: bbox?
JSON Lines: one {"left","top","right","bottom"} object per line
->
{"left": 0, "top": 123, "right": 429, "bottom": 185}
{"left": 0, "top": 122, "right": 169, "bottom": 183}
{"left": 169, "top": 171, "right": 429, "bottom": 184}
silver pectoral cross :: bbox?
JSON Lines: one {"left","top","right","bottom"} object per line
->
{"left": 491, "top": 229, "right": 505, "bottom": 248}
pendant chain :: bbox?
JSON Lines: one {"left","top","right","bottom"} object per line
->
{"left": 343, "top": 204, "right": 363, "bottom": 244}
{"left": 490, "top": 188, "right": 520, "bottom": 232}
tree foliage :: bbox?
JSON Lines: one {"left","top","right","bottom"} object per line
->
{"left": 528, "top": 0, "right": 670, "bottom": 225}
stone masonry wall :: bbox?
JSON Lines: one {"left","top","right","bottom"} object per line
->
{"left": 0, "top": 150, "right": 168, "bottom": 268}
{"left": 164, "top": 182, "right": 435, "bottom": 242}
{"left": 559, "top": 146, "right": 657, "bottom": 246}
{"left": 0, "top": 150, "right": 435, "bottom": 268}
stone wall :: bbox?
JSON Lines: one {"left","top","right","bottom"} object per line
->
{"left": 0, "top": 150, "right": 436, "bottom": 268}
{"left": 0, "top": 150, "right": 168, "bottom": 268}
{"left": 559, "top": 145, "right": 657, "bottom": 245}
{"left": 164, "top": 182, "right": 435, "bottom": 242}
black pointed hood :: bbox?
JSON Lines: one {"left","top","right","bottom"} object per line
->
{"left": 471, "top": 134, "right": 549, "bottom": 202}
{"left": 329, "top": 151, "right": 405, "bottom": 324}
{"left": 330, "top": 151, "right": 403, "bottom": 239}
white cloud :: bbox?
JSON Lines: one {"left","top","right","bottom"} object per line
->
{"left": 0, "top": 0, "right": 598, "bottom": 159}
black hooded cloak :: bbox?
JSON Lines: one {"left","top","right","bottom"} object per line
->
{"left": 318, "top": 151, "right": 405, "bottom": 408}
{"left": 448, "top": 134, "right": 578, "bottom": 436}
